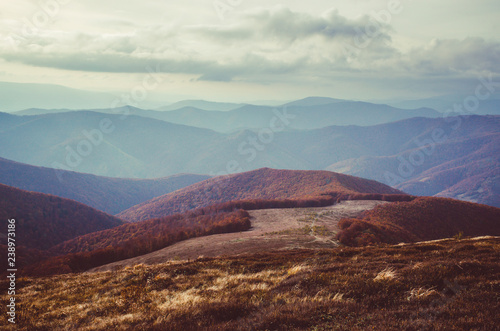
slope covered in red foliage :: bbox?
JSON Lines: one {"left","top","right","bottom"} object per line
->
{"left": 118, "top": 168, "right": 404, "bottom": 222}
{"left": 0, "top": 183, "right": 123, "bottom": 250}
{"left": 336, "top": 197, "right": 500, "bottom": 246}
{"left": 22, "top": 208, "right": 251, "bottom": 276}
{"left": 21, "top": 194, "right": 413, "bottom": 276}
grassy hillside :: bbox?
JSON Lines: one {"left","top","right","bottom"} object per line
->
{"left": 3, "top": 237, "right": 498, "bottom": 330}
{"left": 117, "top": 168, "right": 405, "bottom": 222}
{"left": 336, "top": 197, "right": 500, "bottom": 246}
{"left": 0, "top": 157, "right": 209, "bottom": 214}
{"left": 0, "top": 184, "right": 123, "bottom": 250}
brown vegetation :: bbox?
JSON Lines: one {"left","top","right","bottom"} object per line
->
{"left": 19, "top": 196, "right": 410, "bottom": 277}
{"left": 22, "top": 208, "right": 251, "bottom": 277}
{"left": 0, "top": 184, "right": 123, "bottom": 251}
{"left": 117, "top": 168, "right": 406, "bottom": 222}
{"left": 336, "top": 197, "right": 500, "bottom": 246}
{"left": 1, "top": 237, "right": 498, "bottom": 330}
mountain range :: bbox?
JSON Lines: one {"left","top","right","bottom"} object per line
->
{"left": 0, "top": 157, "right": 209, "bottom": 214}
{"left": 1, "top": 108, "right": 497, "bottom": 207}
{"left": 12, "top": 98, "right": 441, "bottom": 133}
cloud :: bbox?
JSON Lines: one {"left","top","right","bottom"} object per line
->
{"left": 1, "top": 6, "right": 499, "bottom": 85}
{"left": 403, "top": 38, "right": 500, "bottom": 75}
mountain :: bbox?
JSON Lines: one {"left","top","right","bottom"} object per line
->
{"left": 14, "top": 108, "right": 76, "bottom": 116}
{"left": 284, "top": 96, "right": 346, "bottom": 107}
{"left": 0, "top": 157, "right": 209, "bottom": 214}
{"left": 389, "top": 93, "right": 500, "bottom": 115}
{"left": 326, "top": 116, "right": 500, "bottom": 207}
{"left": 9, "top": 99, "right": 442, "bottom": 133}
{"left": 0, "top": 111, "right": 225, "bottom": 178}
{"left": 157, "top": 100, "right": 244, "bottom": 111}
{"left": 395, "top": 142, "right": 499, "bottom": 207}
{"left": 0, "top": 81, "right": 116, "bottom": 112}
{"left": 337, "top": 197, "right": 500, "bottom": 246}
{"left": 1, "top": 110, "right": 498, "bottom": 207}
{"left": 0, "top": 183, "right": 123, "bottom": 250}
{"left": 13, "top": 105, "right": 159, "bottom": 117}
{"left": 0, "top": 110, "right": 319, "bottom": 178}
{"left": 117, "top": 168, "right": 404, "bottom": 222}
{"left": 155, "top": 101, "right": 441, "bottom": 132}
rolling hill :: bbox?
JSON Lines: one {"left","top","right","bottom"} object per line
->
{"left": 117, "top": 168, "right": 405, "bottom": 222}
{"left": 23, "top": 206, "right": 252, "bottom": 276}
{"left": 0, "top": 157, "right": 209, "bottom": 214}
{"left": 336, "top": 197, "right": 500, "bottom": 246}
{"left": 0, "top": 184, "right": 123, "bottom": 250}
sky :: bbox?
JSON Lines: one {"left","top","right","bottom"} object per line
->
{"left": 1, "top": 0, "right": 499, "bottom": 104}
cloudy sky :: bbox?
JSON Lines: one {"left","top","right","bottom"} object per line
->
{"left": 1, "top": 0, "right": 499, "bottom": 104}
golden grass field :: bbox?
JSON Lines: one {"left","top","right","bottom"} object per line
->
{"left": 1, "top": 236, "right": 499, "bottom": 330}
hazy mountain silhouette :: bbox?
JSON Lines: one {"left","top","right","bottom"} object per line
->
{"left": 1, "top": 110, "right": 497, "bottom": 207}
{"left": 0, "top": 157, "right": 209, "bottom": 214}
{"left": 10, "top": 98, "right": 441, "bottom": 133}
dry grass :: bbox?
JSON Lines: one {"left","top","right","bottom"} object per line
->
{"left": 1, "top": 237, "right": 499, "bottom": 330}
{"left": 406, "top": 287, "right": 439, "bottom": 301}
{"left": 374, "top": 267, "right": 397, "bottom": 282}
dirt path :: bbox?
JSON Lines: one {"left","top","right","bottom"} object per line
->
{"left": 90, "top": 200, "right": 387, "bottom": 272}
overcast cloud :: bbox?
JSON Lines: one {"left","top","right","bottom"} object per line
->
{"left": 0, "top": 0, "right": 499, "bottom": 102}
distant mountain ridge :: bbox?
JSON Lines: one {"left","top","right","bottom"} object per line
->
{"left": 0, "top": 157, "right": 209, "bottom": 214}
{"left": 157, "top": 100, "right": 245, "bottom": 111}
{"left": 0, "top": 110, "right": 498, "bottom": 207}
{"left": 327, "top": 116, "right": 500, "bottom": 207}
{"left": 388, "top": 93, "right": 500, "bottom": 115}
{"left": 10, "top": 98, "right": 442, "bottom": 132}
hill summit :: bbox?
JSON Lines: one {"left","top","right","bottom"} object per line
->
{"left": 118, "top": 168, "right": 404, "bottom": 222}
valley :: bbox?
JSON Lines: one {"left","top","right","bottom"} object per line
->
{"left": 91, "top": 200, "right": 387, "bottom": 271}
